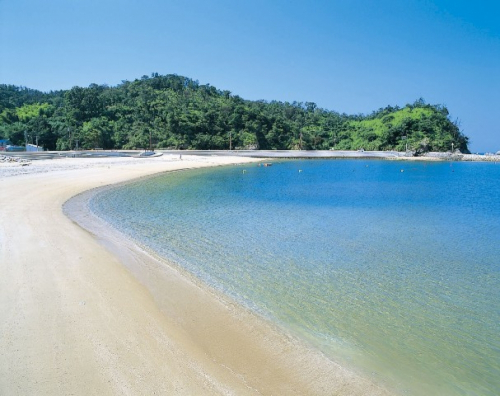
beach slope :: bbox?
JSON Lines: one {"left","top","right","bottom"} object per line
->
{"left": 0, "top": 155, "right": 391, "bottom": 395}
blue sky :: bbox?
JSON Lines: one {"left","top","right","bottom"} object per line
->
{"left": 1, "top": 0, "right": 498, "bottom": 152}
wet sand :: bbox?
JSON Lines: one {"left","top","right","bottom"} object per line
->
{"left": 0, "top": 154, "right": 392, "bottom": 395}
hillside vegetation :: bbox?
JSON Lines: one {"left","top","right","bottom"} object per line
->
{"left": 0, "top": 73, "right": 469, "bottom": 153}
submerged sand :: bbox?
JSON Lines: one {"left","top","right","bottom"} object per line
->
{"left": 0, "top": 154, "right": 392, "bottom": 395}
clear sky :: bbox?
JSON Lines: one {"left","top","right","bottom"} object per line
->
{"left": 1, "top": 0, "right": 498, "bottom": 152}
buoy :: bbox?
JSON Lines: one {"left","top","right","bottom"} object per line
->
{"left": 299, "top": 169, "right": 302, "bottom": 173}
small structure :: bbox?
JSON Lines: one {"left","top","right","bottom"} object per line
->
{"left": 0, "top": 139, "right": 12, "bottom": 151}
{"left": 26, "top": 143, "right": 43, "bottom": 152}
{"left": 6, "top": 145, "right": 25, "bottom": 152}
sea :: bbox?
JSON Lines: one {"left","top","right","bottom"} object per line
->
{"left": 89, "top": 159, "right": 500, "bottom": 395}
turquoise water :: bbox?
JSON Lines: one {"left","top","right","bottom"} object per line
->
{"left": 90, "top": 160, "right": 500, "bottom": 395}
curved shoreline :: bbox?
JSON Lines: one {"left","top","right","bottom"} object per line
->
{"left": 3, "top": 149, "right": 499, "bottom": 166}
{"left": 0, "top": 155, "right": 392, "bottom": 395}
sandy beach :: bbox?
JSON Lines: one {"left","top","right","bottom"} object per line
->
{"left": 0, "top": 154, "right": 392, "bottom": 395}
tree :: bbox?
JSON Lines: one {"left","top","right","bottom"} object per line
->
{"left": 81, "top": 117, "right": 113, "bottom": 149}
{"left": 0, "top": 77, "right": 470, "bottom": 153}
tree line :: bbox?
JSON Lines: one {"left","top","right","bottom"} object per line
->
{"left": 0, "top": 73, "right": 469, "bottom": 153}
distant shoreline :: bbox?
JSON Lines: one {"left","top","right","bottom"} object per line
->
{"left": 2, "top": 149, "right": 499, "bottom": 163}
{"left": 157, "top": 149, "right": 500, "bottom": 162}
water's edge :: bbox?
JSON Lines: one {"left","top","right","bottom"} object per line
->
{"left": 63, "top": 166, "right": 394, "bottom": 395}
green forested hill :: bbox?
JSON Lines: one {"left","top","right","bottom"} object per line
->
{"left": 0, "top": 74, "right": 469, "bottom": 153}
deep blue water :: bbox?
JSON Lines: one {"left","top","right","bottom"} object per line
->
{"left": 90, "top": 159, "right": 500, "bottom": 395}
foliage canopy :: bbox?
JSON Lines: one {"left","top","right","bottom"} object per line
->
{"left": 0, "top": 74, "right": 469, "bottom": 153}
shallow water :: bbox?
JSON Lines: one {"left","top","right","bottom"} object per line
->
{"left": 90, "top": 159, "right": 500, "bottom": 395}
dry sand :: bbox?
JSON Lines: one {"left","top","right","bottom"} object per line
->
{"left": 0, "top": 154, "right": 392, "bottom": 395}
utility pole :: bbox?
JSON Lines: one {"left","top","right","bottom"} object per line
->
{"left": 150, "top": 106, "right": 155, "bottom": 152}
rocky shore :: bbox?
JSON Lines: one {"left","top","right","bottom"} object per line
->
{"left": 422, "top": 152, "right": 500, "bottom": 162}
